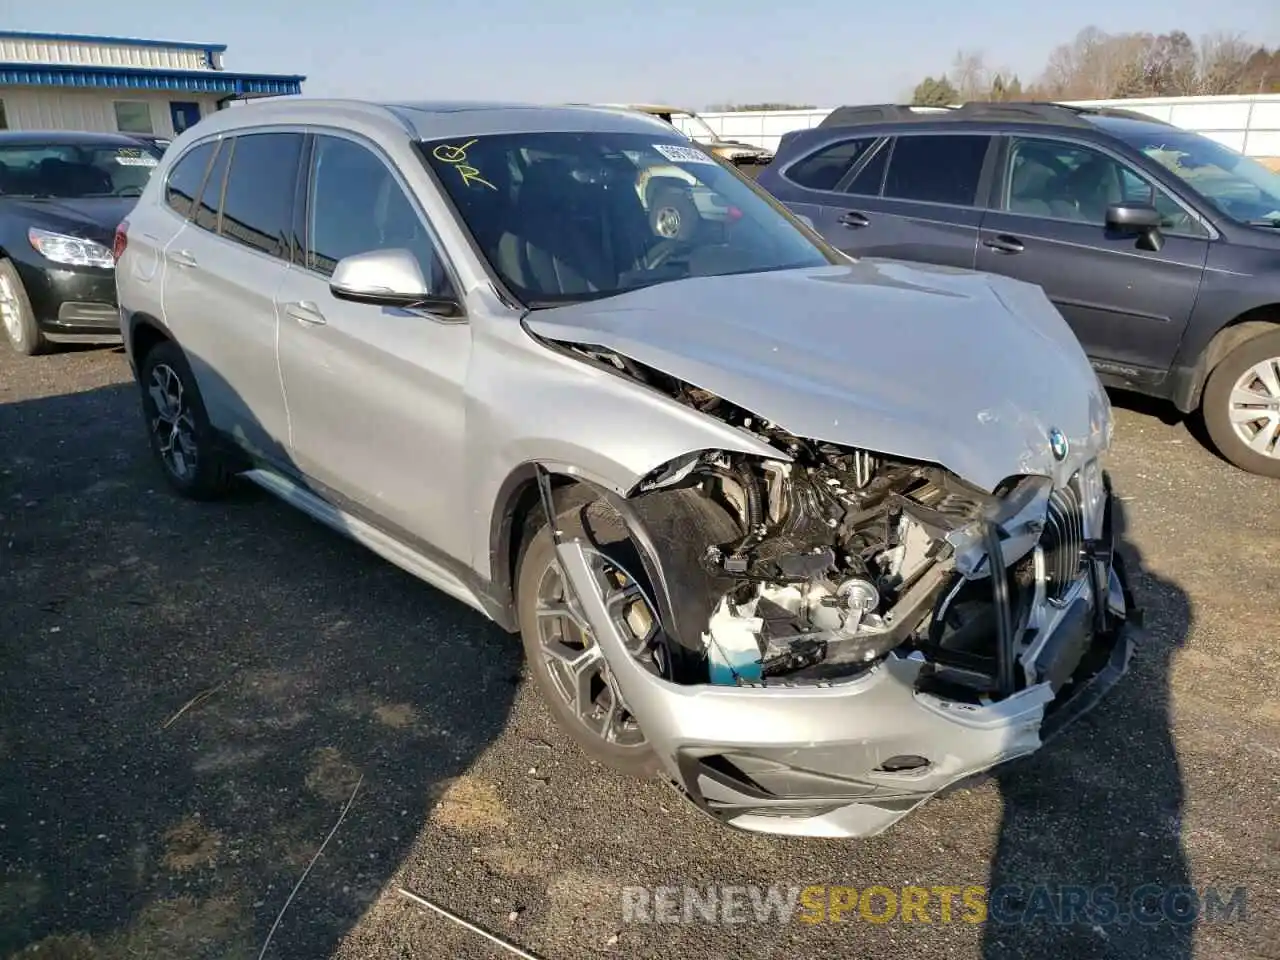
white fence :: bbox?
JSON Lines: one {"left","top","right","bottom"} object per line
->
{"left": 681, "top": 94, "right": 1280, "bottom": 158}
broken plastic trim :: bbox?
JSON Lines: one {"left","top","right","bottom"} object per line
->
{"left": 985, "top": 519, "right": 1016, "bottom": 697}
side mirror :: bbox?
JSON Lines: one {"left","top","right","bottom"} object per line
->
{"left": 1106, "top": 202, "right": 1164, "bottom": 250}
{"left": 329, "top": 249, "right": 461, "bottom": 316}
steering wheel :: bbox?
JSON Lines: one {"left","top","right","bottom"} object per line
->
{"left": 643, "top": 238, "right": 693, "bottom": 271}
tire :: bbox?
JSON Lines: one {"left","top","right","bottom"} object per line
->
{"left": 648, "top": 189, "right": 698, "bottom": 241}
{"left": 137, "top": 339, "right": 237, "bottom": 500}
{"left": 515, "top": 501, "right": 658, "bottom": 777}
{"left": 1201, "top": 330, "right": 1280, "bottom": 479}
{"left": 0, "top": 259, "right": 50, "bottom": 356}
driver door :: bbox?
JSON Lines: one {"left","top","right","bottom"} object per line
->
{"left": 976, "top": 136, "right": 1209, "bottom": 375}
{"left": 275, "top": 133, "right": 472, "bottom": 563}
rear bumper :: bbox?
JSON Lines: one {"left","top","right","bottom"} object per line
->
{"left": 15, "top": 259, "right": 121, "bottom": 342}
{"left": 556, "top": 502, "right": 1139, "bottom": 839}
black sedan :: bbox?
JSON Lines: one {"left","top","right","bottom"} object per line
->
{"left": 0, "top": 130, "right": 164, "bottom": 356}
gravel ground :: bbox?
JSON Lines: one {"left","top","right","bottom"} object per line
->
{"left": 1, "top": 345, "right": 1276, "bottom": 960}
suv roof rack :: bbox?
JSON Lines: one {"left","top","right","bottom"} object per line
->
{"left": 817, "top": 100, "right": 1172, "bottom": 130}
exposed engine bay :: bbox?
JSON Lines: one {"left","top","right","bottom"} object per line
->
{"left": 564, "top": 345, "right": 1087, "bottom": 695}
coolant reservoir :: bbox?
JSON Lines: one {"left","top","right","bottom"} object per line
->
{"left": 703, "top": 595, "right": 764, "bottom": 684}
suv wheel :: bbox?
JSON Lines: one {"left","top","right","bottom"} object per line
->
{"left": 649, "top": 189, "right": 697, "bottom": 241}
{"left": 1202, "top": 329, "right": 1280, "bottom": 479}
{"left": 0, "top": 259, "right": 49, "bottom": 356}
{"left": 137, "top": 340, "right": 236, "bottom": 499}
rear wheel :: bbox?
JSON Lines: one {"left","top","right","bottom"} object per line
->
{"left": 0, "top": 259, "right": 49, "bottom": 356}
{"left": 137, "top": 340, "right": 237, "bottom": 500}
{"left": 648, "top": 189, "right": 698, "bottom": 241}
{"left": 1202, "top": 330, "right": 1280, "bottom": 479}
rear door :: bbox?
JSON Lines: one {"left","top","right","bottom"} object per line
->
{"left": 821, "top": 132, "right": 995, "bottom": 269}
{"left": 974, "top": 135, "right": 1210, "bottom": 374}
{"left": 160, "top": 131, "right": 303, "bottom": 464}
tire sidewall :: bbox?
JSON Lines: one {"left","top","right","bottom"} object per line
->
{"left": 649, "top": 189, "right": 697, "bottom": 242}
{"left": 1202, "top": 330, "right": 1280, "bottom": 479}
{"left": 515, "top": 523, "right": 657, "bottom": 777}
{"left": 137, "top": 340, "right": 233, "bottom": 499}
{"left": 0, "top": 260, "right": 45, "bottom": 356}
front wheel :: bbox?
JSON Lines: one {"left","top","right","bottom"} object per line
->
{"left": 0, "top": 259, "right": 49, "bottom": 356}
{"left": 1202, "top": 330, "right": 1280, "bottom": 479}
{"left": 515, "top": 504, "right": 659, "bottom": 776}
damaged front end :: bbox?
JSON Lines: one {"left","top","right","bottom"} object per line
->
{"left": 545, "top": 351, "right": 1140, "bottom": 838}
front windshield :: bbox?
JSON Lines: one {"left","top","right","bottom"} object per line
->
{"left": 421, "top": 131, "right": 836, "bottom": 305}
{"left": 1114, "top": 128, "right": 1280, "bottom": 226}
{"left": 0, "top": 141, "right": 163, "bottom": 199}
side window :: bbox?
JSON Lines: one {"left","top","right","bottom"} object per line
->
{"left": 194, "top": 140, "right": 230, "bottom": 232}
{"left": 307, "top": 135, "right": 450, "bottom": 292}
{"left": 845, "top": 139, "right": 889, "bottom": 196}
{"left": 883, "top": 135, "right": 991, "bottom": 206}
{"left": 164, "top": 141, "right": 215, "bottom": 219}
{"left": 785, "top": 138, "right": 878, "bottom": 192}
{"left": 1006, "top": 137, "right": 1206, "bottom": 236}
{"left": 218, "top": 132, "right": 303, "bottom": 259}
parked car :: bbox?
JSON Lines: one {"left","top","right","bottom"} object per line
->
{"left": 607, "top": 104, "right": 775, "bottom": 168}
{"left": 0, "top": 130, "right": 163, "bottom": 355}
{"left": 115, "top": 99, "right": 1136, "bottom": 838}
{"left": 130, "top": 134, "right": 173, "bottom": 153}
{"left": 756, "top": 101, "right": 1280, "bottom": 477}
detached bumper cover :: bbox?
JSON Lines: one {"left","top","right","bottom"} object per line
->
{"left": 556, "top": 511, "right": 1139, "bottom": 839}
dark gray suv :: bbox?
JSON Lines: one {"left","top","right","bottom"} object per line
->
{"left": 756, "top": 102, "right": 1280, "bottom": 478}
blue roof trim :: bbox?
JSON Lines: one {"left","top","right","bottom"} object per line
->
{"left": 0, "top": 62, "right": 304, "bottom": 96}
{"left": 0, "top": 30, "right": 227, "bottom": 53}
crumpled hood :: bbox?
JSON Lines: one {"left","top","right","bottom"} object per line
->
{"left": 525, "top": 260, "right": 1111, "bottom": 492}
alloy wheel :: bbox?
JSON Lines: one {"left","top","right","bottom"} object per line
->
{"left": 0, "top": 274, "right": 22, "bottom": 343}
{"left": 534, "top": 551, "right": 657, "bottom": 747}
{"left": 653, "top": 206, "right": 682, "bottom": 239}
{"left": 147, "top": 363, "right": 200, "bottom": 481}
{"left": 1227, "top": 357, "right": 1280, "bottom": 459}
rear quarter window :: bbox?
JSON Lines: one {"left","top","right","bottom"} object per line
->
{"left": 785, "top": 138, "right": 879, "bottom": 191}
{"left": 165, "top": 141, "right": 216, "bottom": 218}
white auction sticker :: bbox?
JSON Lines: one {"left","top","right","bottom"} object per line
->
{"left": 652, "top": 143, "right": 716, "bottom": 165}
{"left": 115, "top": 155, "right": 158, "bottom": 167}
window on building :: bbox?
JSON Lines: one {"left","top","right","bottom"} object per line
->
{"left": 218, "top": 132, "right": 303, "bottom": 258}
{"left": 307, "top": 134, "right": 450, "bottom": 292}
{"left": 882, "top": 134, "right": 992, "bottom": 206}
{"left": 113, "top": 101, "right": 154, "bottom": 135}
{"left": 0, "top": 100, "right": 8, "bottom": 131}
{"left": 164, "top": 141, "right": 216, "bottom": 219}
{"left": 784, "top": 138, "right": 880, "bottom": 192}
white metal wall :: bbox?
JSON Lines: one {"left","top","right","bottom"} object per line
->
{"left": 0, "top": 88, "right": 219, "bottom": 136}
{"left": 0, "top": 37, "right": 212, "bottom": 72}
{"left": 687, "top": 94, "right": 1280, "bottom": 158}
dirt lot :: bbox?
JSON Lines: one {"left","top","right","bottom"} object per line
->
{"left": 1, "top": 344, "right": 1277, "bottom": 960}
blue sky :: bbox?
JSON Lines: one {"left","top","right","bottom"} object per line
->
{"left": 7, "top": 0, "right": 1278, "bottom": 107}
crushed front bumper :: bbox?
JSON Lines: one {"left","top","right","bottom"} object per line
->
{"left": 555, "top": 504, "right": 1140, "bottom": 839}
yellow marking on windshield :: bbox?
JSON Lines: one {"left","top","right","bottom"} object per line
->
{"left": 432, "top": 139, "right": 496, "bottom": 191}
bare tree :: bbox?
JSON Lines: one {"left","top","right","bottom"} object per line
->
{"left": 1198, "top": 32, "right": 1256, "bottom": 94}
{"left": 949, "top": 49, "right": 991, "bottom": 101}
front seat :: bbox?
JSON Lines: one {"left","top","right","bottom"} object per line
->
{"left": 495, "top": 159, "right": 616, "bottom": 297}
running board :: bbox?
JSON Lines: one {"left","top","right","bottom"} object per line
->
{"left": 240, "top": 468, "right": 488, "bottom": 617}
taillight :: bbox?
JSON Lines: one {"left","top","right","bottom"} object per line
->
{"left": 113, "top": 220, "right": 129, "bottom": 262}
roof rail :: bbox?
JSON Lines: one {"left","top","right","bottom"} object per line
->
{"left": 818, "top": 100, "right": 1170, "bottom": 130}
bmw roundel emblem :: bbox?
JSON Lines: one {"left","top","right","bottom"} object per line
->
{"left": 1048, "top": 428, "right": 1070, "bottom": 462}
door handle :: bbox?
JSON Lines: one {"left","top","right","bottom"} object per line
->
{"left": 983, "top": 234, "right": 1024, "bottom": 254}
{"left": 282, "top": 301, "right": 327, "bottom": 326}
{"left": 170, "top": 249, "right": 198, "bottom": 268}
{"left": 839, "top": 211, "right": 870, "bottom": 228}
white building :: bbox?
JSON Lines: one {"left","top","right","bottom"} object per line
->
{"left": 0, "top": 30, "right": 304, "bottom": 139}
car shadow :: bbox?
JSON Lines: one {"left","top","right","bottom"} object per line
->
{"left": 982, "top": 496, "right": 1193, "bottom": 958}
{"left": 0, "top": 375, "right": 521, "bottom": 959}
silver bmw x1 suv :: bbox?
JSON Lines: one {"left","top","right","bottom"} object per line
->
{"left": 115, "top": 99, "right": 1139, "bottom": 838}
